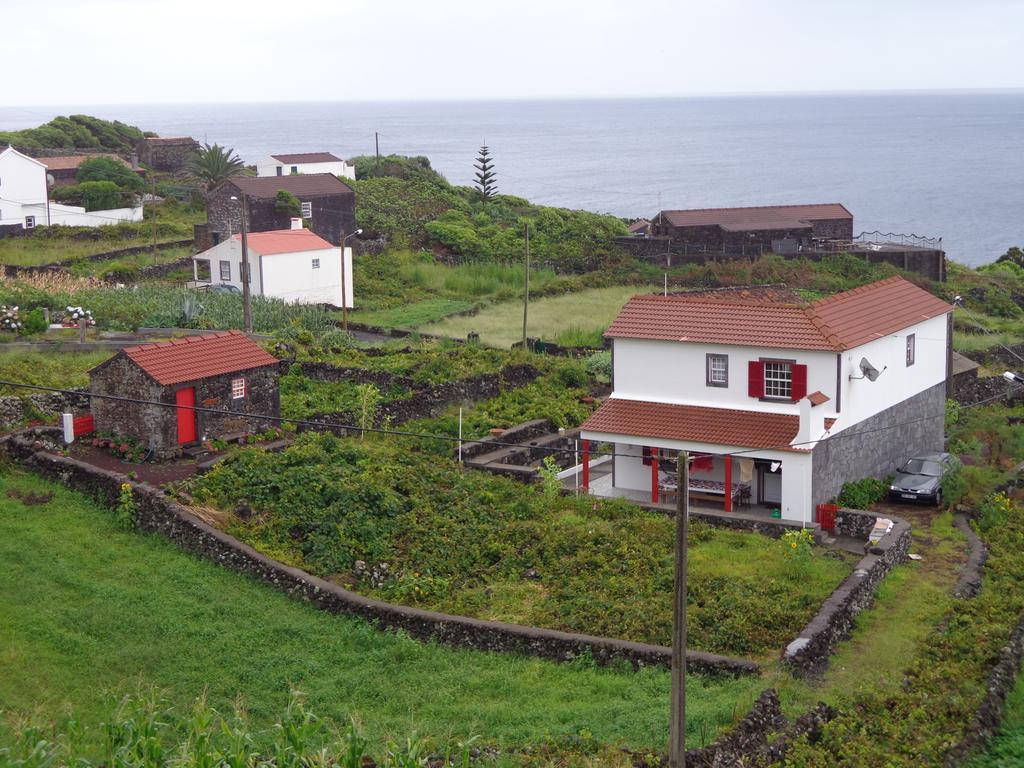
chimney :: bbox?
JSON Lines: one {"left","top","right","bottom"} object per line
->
{"left": 129, "top": 152, "right": 139, "bottom": 170}
{"left": 290, "top": 217, "right": 303, "bottom": 230}
{"left": 796, "top": 395, "right": 826, "bottom": 446}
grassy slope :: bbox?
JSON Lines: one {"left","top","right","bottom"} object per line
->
{"left": 425, "top": 286, "right": 654, "bottom": 347}
{"left": 0, "top": 349, "right": 111, "bottom": 396}
{"left": 0, "top": 468, "right": 764, "bottom": 756}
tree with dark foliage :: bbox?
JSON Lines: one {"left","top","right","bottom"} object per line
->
{"left": 473, "top": 144, "right": 497, "bottom": 200}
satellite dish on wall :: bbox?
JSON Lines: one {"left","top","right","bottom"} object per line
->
{"left": 850, "top": 357, "right": 887, "bottom": 382}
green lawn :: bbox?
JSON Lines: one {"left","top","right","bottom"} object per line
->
{"left": 0, "top": 349, "right": 112, "bottom": 396}
{"left": 0, "top": 468, "right": 763, "bottom": 757}
{"left": 424, "top": 286, "right": 656, "bottom": 347}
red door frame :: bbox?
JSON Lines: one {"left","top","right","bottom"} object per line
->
{"left": 175, "top": 387, "right": 197, "bottom": 444}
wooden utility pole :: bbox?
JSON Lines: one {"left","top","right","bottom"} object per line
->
{"left": 375, "top": 132, "right": 380, "bottom": 164}
{"left": 150, "top": 174, "right": 158, "bottom": 261}
{"left": 239, "top": 194, "right": 253, "bottom": 333}
{"left": 670, "top": 450, "right": 690, "bottom": 768}
{"left": 522, "top": 223, "right": 530, "bottom": 349}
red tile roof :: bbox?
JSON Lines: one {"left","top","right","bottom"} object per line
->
{"left": 661, "top": 203, "right": 852, "bottom": 230}
{"left": 808, "top": 275, "right": 954, "bottom": 349}
{"left": 232, "top": 228, "right": 334, "bottom": 255}
{"left": 807, "top": 391, "right": 830, "bottom": 407}
{"left": 606, "top": 276, "right": 951, "bottom": 351}
{"left": 226, "top": 174, "right": 353, "bottom": 199}
{"left": 118, "top": 331, "right": 279, "bottom": 386}
{"left": 41, "top": 154, "right": 131, "bottom": 171}
{"left": 581, "top": 398, "right": 833, "bottom": 451}
{"left": 271, "top": 152, "right": 342, "bottom": 164}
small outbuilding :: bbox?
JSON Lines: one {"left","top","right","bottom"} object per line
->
{"left": 89, "top": 331, "right": 280, "bottom": 457}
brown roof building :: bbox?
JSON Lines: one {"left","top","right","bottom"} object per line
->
{"left": 41, "top": 154, "right": 141, "bottom": 187}
{"left": 650, "top": 203, "right": 854, "bottom": 253}
{"left": 205, "top": 174, "right": 356, "bottom": 247}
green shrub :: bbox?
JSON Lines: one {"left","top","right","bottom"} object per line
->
{"left": 274, "top": 189, "right": 302, "bottom": 218}
{"left": 835, "top": 476, "right": 889, "bottom": 509}
{"left": 76, "top": 156, "right": 143, "bottom": 191}
{"left": 585, "top": 351, "right": 612, "bottom": 383}
{"left": 20, "top": 307, "right": 48, "bottom": 335}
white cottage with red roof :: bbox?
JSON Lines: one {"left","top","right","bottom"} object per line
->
{"left": 579, "top": 277, "right": 953, "bottom": 524}
{"left": 192, "top": 223, "right": 352, "bottom": 307}
{"left": 89, "top": 331, "right": 280, "bottom": 457}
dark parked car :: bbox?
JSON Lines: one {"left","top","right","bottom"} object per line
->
{"left": 889, "top": 453, "right": 960, "bottom": 505}
{"left": 199, "top": 283, "right": 240, "bottom": 295}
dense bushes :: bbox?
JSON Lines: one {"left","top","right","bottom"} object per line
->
{"left": 835, "top": 476, "right": 890, "bottom": 509}
{"left": 189, "top": 432, "right": 850, "bottom": 658}
{"left": 0, "top": 114, "right": 145, "bottom": 152}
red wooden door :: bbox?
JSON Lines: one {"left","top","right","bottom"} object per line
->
{"left": 175, "top": 387, "right": 197, "bottom": 444}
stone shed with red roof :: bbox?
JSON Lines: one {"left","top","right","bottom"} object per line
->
{"left": 88, "top": 331, "right": 280, "bottom": 457}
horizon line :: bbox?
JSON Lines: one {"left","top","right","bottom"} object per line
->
{"left": 4, "top": 86, "right": 1024, "bottom": 111}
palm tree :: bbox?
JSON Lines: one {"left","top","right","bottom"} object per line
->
{"left": 186, "top": 142, "right": 245, "bottom": 194}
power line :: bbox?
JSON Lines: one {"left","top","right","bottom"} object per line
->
{"left": 2, "top": 376, "right": 1020, "bottom": 464}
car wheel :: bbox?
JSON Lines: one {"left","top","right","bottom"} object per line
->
{"left": 934, "top": 491, "right": 943, "bottom": 508}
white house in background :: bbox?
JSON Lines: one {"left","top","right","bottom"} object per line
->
{"left": 255, "top": 152, "right": 355, "bottom": 180}
{"left": 192, "top": 221, "right": 353, "bottom": 307}
{"left": 578, "top": 277, "right": 953, "bottom": 524}
{"left": 0, "top": 146, "right": 142, "bottom": 231}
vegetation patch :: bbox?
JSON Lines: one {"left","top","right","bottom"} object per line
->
{"left": 0, "top": 466, "right": 765, "bottom": 757}
{"left": 188, "top": 433, "right": 852, "bottom": 659}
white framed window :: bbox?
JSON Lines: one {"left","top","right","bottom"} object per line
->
{"left": 300, "top": 201, "right": 312, "bottom": 218}
{"left": 24, "top": 215, "right": 35, "bottom": 229}
{"left": 706, "top": 353, "right": 728, "bottom": 387}
{"left": 194, "top": 259, "right": 211, "bottom": 282}
{"left": 219, "top": 260, "right": 231, "bottom": 281}
{"left": 906, "top": 333, "right": 916, "bottom": 366}
{"left": 291, "top": 166, "right": 299, "bottom": 174}
{"left": 763, "top": 362, "right": 792, "bottom": 399}
{"left": 231, "top": 378, "right": 246, "bottom": 399}
{"left": 311, "top": 258, "right": 320, "bottom": 269}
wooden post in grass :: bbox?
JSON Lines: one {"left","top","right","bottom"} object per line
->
{"left": 670, "top": 450, "right": 689, "bottom": 768}
{"left": 522, "top": 223, "right": 530, "bottom": 349}
{"left": 78, "top": 317, "right": 86, "bottom": 344}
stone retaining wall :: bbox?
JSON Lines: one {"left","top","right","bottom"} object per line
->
{"left": 783, "top": 508, "right": 911, "bottom": 677}
{"left": 298, "top": 363, "right": 541, "bottom": 431}
{"left": 953, "top": 513, "right": 987, "bottom": 599}
{"left": 1, "top": 239, "right": 192, "bottom": 278}
{"left": 0, "top": 430, "right": 757, "bottom": 677}
{"left": 0, "top": 390, "right": 89, "bottom": 429}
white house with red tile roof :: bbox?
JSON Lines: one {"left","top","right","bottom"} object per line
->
{"left": 192, "top": 222, "right": 353, "bottom": 307}
{"left": 255, "top": 152, "right": 355, "bottom": 180}
{"left": 579, "top": 276, "right": 953, "bottom": 524}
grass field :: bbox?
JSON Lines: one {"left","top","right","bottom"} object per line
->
{"left": 0, "top": 467, "right": 764, "bottom": 757}
{"left": 423, "top": 285, "right": 655, "bottom": 347}
{"left": 0, "top": 348, "right": 111, "bottom": 396}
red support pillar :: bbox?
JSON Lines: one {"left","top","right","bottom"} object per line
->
{"left": 651, "top": 447, "right": 659, "bottom": 504}
{"left": 724, "top": 454, "right": 733, "bottom": 512}
{"left": 581, "top": 440, "right": 590, "bottom": 493}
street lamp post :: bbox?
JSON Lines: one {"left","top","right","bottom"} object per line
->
{"left": 340, "top": 229, "right": 362, "bottom": 331}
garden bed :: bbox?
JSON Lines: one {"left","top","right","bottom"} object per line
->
{"left": 186, "top": 432, "right": 855, "bottom": 660}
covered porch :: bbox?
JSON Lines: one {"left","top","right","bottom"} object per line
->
{"left": 574, "top": 398, "right": 817, "bottom": 525}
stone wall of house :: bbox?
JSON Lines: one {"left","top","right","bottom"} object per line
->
{"left": 811, "top": 381, "right": 946, "bottom": 507}
{"left": 810, "top": 217, "right": 855, "bottom": 240}
{"left": 136, "top": 138, "right": 199, "bottom": 173}
{"left": 89, "top": 355, "right": 175, "bottom": 453}
{"left": 206, "top": 186, "right": 357, "bottom": 247}
{"left": 193, "top": 366, "right": 280, "bottom": 440}
{"left": 783, "top": 508, "right": 912, "bottom": 677}
{"left": 1, "top": 430, "right": 758, "bottom": 678}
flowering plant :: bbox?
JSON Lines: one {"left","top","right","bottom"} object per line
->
{"left": 782, "top": 527, "right": 815, "bottom": 572}
{"left": 61, "top": 306, "right": 95, "bottom": 327}
{"left": 0, "top": 305, "right": 22, "bottom": 332}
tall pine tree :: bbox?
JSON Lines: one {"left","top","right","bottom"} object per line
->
{"left": 474, "top": 144, "right": 497, "bottom": 199}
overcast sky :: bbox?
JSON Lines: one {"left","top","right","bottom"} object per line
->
{"left": 6, "top": 0, "right": 1024, "bottom": 106}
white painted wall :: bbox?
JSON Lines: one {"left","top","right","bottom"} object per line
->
{"left": 613, "top": 337, "right": 838, "bottom": 415}
{"left": 23, "top": 202, "right": 143, "bottom": 227}
{"left": 256, "top": 157, "right": 355, "bottom": 180}
{"left": 0, "top": 148, "right": 47, "bottom": 227}
{"left": 832, "top": 313, "right": 949, "bottom": 433}
{"left": 193, "top": 239, "right": 353, "bottom": 306}
{"left": 261, "top": 246, "right": 352, "bottom": 306}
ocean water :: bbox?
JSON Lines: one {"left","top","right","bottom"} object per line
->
{"left": 3, "top": 93, "right": 1022, "bottom": 266}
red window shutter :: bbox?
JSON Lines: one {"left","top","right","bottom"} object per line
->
{"left": 791, "top": 364, "right": 808, "bottom": 401}
{"left": 748, "top": 361, "right": 764, "bottom": 398}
